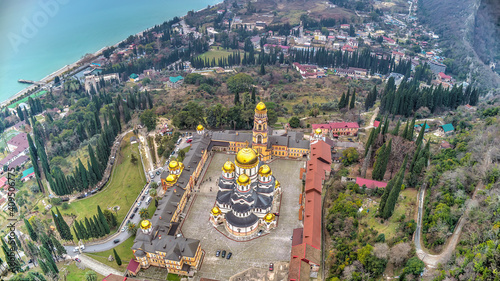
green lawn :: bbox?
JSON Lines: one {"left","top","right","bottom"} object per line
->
{"left": 57, "top": 134, "right": 147, "bottom": 226}
{"left": 197, "top": 46, "right": 243, "bottom": 62}
{"left": 0, "top": 130, "right": 20, "bottom": 151}
{"left": 167, "top": 273, "right": 181, "bottom": 281}
{"left": 361, "top": 188, "right": 417, "bottom": 240}
{"left": 87, "top": 235, "right": 136, "bottom": 271}
{"left": 62, "top": 263, "right": 105, "bottom": 281}
{"left": 146, "top": 200, "right": 157, "bottom": 219}
{"left": 8, "top": 90, "right": 47, "bottom": 109}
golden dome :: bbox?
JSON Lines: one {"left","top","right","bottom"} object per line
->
{"left": 140, "top": 220, "right": 152, "bottom": 230}
{"left": 237, "top": 174, "right": 251, "bottom": 186}
{"left": 236, "top": 147, "right": 259, "bottom": 165}
{"left": 197, "top": 124, "right": 204, "bottom": 131}
{"left": 258, "top": 165, "right": 272, "bottom": 176}
{"left": 211, "top": 206, "right": 221, "bottom": 215}
{"left": 275, "top": 180, "right": 281, "bottom": 189}
{"left": 166, "top": 174, "right": 178, "bottom": 182}
{"left": 264, "top": 213, "right": 275, "bottom": 222}
{"left": 255, "top": 102, "right": 267, "bottom": 111}
{"left": 222, "top": 161, "right": 235, "bottom": 173}
{"left": 169, "top": 160, "right": 179, "bottom": 170}
{"left": 315, "top": 128, "right": 322, "bottom": 135}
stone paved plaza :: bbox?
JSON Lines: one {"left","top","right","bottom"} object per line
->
{"left": 180, "top": 153, "right": 305, "bottom": 281}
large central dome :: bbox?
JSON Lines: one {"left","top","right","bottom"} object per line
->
{"left": 235, "top": 147, "right": 259, "bottom": 165}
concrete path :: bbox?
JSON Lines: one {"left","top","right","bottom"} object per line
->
{"left": 75, "top": 254, "right": 122, "bottom": 276}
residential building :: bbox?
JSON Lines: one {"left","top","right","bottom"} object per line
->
{"left": 428, "top": 61, "right": 446, "bottom": 74}
{"left": 438, "top": 72, "right": 451, "bottom": 82}
{"left": 167, "top": 76, "right": 184, "bottom": 88}
{"left": 0, "top": 133, "right": 30, "bottom": 168}
{"left": 414, "top": 123, "right": 430, "bottom": 132}
{"left": 439, "top": 123, "right": 455, "bottom": 135}
{"left": 312, "top": 122, "right": 359, "bottom": 137}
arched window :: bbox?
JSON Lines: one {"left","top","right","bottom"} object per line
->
{"left": 257, "top": 135, "right": 262, "bottom": 144}
{"left": 258, "top": 124, "right": 262, "bottom": 130}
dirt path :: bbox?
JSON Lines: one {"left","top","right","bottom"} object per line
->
{"left": 363, "top": 107, "right": 379, "bottom": 129}
{"left": 414, "top": 149, "right": 491, "bottom": 268}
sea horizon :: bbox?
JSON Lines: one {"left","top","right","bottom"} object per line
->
{"left": 0, "top": 0, "right": 221, "bottom": 106}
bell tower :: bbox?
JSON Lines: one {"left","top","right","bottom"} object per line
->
{"left": 252, "top": 102, "right": 270, "bottom": 161}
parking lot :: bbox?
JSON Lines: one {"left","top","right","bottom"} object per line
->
{"left": 180, "top": 153, "right": 305, "bottom": 281}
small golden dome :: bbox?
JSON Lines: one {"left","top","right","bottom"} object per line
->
{"left": 166, "top": 174, "right": 178, "bottom": 182}
{"left": 211, "top": 206, "right": 221, "bottom": 215}
{"left": 197, "top": 124, "right": 204, "bottom": 131}
{"left": 255, "top": 102, "right": 267, "bottom": 111}
{"left": 275, "top": 180, "right": 281, "bottom": 189}
{"left": 264, "top": 213, "right": 275, "bottom": 222}
{"left": 140, "top": 220, "right": 152, "bottom": 230}
{"left": 237, "top": 174, "right": 251, "bottom": 186}
{"left": 236, "top": 148, "right": 259, "bottom": 165}
{"left": 169, "top": 160, "right": 179, "bottom": 170}
{"left": 222, "top": 161, "right": 235, "bottom": 173}
{"left": 258, "top": 165, "right": 272, "bottom": 176}
{"left": 315, "top": 128, "right": 322, "bottom": 135}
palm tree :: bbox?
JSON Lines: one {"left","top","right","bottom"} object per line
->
{"left": 139, "top": 208, "right": 149, "bottom": 219}
{"left": 85, "top": 271, "right": 97, "bottom": 281}
{"left": 149, "top": 188, "right": 157, "bottom": 203}
{"left": 127, "top": 223, "right": 138, "bottom": 235}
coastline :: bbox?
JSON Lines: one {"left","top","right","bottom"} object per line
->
{"left": 0, "top": 1, "right": 222, "bottom": 109}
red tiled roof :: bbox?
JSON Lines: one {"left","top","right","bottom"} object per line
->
{"left": 7, "top": 133, "right": 28, "bottom": 150}
{"left": 311, "top": 141, "right": 332, "bottom": 164}
{"left": 373, "top": 120, "right": 380, "bottom": 128}
{"left": 0, "top": 177, "right": 7, "bottom": 187}
{"left": 126, "top": 259, "right": 140, "bottom": 273}
{"left": 292, "top": 228, "right": 303, "bottom": 246}
{"left": 303, "top": 191, "right": 321, "bottom": 248}
{"left": 356, "top": 177, "right": 387, "bottom": 189}
{"left": 312, "top": 122, "right": 359, "bottom": 130}
{"left": 438, "top": 72, "right": 451, "bottom": 80}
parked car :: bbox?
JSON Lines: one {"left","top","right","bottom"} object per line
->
{"left": 156, "top": 170, "right": 161, "bottom": 175}
{"left": 145, "top": 189, "right": 149, "bottom": 195}
{"left": 137, "top": 201, "right": 141, "bottom": 207}
{"left": 186, "top": 138, "right": 193, "bottom": 143}
{"left": 121, "top": 226, "right": 126, "bottom": 232}
{"left": 130, "top": 214, "right": 135, "bottom": 219}
{"left": 146, "top": 197, "right": 152, "bottom": 205}
{"left": 141, "top": 195, "right": 145, "bottom": 200}
{"left": 226, "top": 252, "right": 232, "bottom": 260}
{"left": 216, "top": 250, "right": 221, "bottom": 257}
{"left": 269, "top": 263, "right": 274, "bottom": 271}
{"left": 257, "top": 230, "right": 263, "bottom": 236}
{"left": 73, "top": 248, "right": 79, "bottom": 253}
{"left": 134, "top": 207, "right": 139, "bottom": 213}
{"left": 113, "top": 239, "right": 120, "bottom": 244}
{"left": 221, "top": 250, "right": 226, "bottom": 258}
{"left": 75, "top": 258, "right": 81, "bottom": 263}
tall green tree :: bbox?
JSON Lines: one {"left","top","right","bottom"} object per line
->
{"left": 97, "top": 206, "right": 110, "bottom": 234}
{"left": 24, "top": 218, "right": 37, "bottom": 242}
{"left": 365, "top": 129, "right": 376, "bottom": 156}
{"left": 349, "top": 90, "right": 356, "bottom": 109}
{"left": 372, "top": 139, "right": 392, "bottom": 181}
{"left": 113, "top": 249, "right": 122, "bottom": 266}
{"left": 382, "top": 156, "right": 408, "bottom": 219}
{"left": 391, "top": 120, "right": 401, "bottom": 136}
{"left": 415, "top": 121, "right": 426, "bottom": 147}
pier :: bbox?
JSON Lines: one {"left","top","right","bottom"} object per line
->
{"left": 18, "top": 79, "right": 44, "bottom": 85}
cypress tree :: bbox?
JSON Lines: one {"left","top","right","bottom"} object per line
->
{"left": 339, "top": 93, "right": 346, "bottom": 108}
{"left": 406, "top": 117, "right": 416, "bottom": 141}
{"left": 51, "top": 210, "right": 63, "bottom": 239}
{"left": 349, "top": 90, "right": 356, "bottom": 109}
{"left": 84, "top": 217, "right": 94, "bottom": 239}
{"left": 415, "top": 121, "right": 426, "bottom": 147}
{"left": 260, "top": 63, "right": 266, "bottom": 75}
{"left": 93, "top": 216, "right": 104, "bottom": 237}
{"left": 234, "top": 91, "right": 240, "bottom": 105}
{"left": 372, "top": 139, "right": 392, "bottom": 181}
{"left": 251, "top": 87, "right": 256, "bottom": 103}
{"left": 24, "top": 218, "right": 37, "bottom": 242}
{"left": 88, "top": 145, "right": 102, "bottom": 179}
{"left": 391, "top": 120, "right": 401, "bottom": 136}
{"left": 344, "top": 90, "right": 350, "bottom": 109}
{"left": 41, "top": 246, "right": 58, "bottom": 274}
{"left": 365, "top": 129, "right": 376, "bottom": 156}
{"left": 382, "top": 117, "right": 390, "bottom": 135}
{"left": 113, "top": 249, "right": 122, "bottom": 266}
{"left": 97, "top": 206, "right": 110, "bottom": 234}
{"left": 73, "top": 226, "right": 80, "bottom": 241}
{"left": 400, "top": 121, "right": 409, "bottom": 139}
{"left": 77, "top": 159, "right": 89, "bottom": 189}
{"left": 382, "top": 156, "right": 408, "bottom": 219}
{"left": 56, "top": 208, "right": 73, "bottom": 241}
{"left": 39, "top": 259, "right": 49, "bottom": 275}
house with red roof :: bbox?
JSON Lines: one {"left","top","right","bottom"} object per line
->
{"left": 312, "top": 122, "right": 359, "bottom": 136}
{"left": 0, "top": 177, "right": 7, "bottom": 189}
{"left": 355, "top": 177, "right": 387, "bottom": 189}
{"left": 438, "top": 72, "right": 452, "bottom": 82}
{"left": 0, "top": 133, "right": 30, "bottom": 168}
{"left": 126, "top": 259, "right": 141, "bottom": 276}
{"left": 373, "top": 120, "right": 380, "bottom": 128}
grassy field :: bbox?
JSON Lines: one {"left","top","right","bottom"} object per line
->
{"left": 87, "top": 235, "right": 136, "bottom": 271}
{"left": 8, "top": 90, "right": 47, "bottom": 109}
{"left": 57, "top": 135, "right": 146, "bottom": 225}
{"left": 62, "top": 263, "right": 105, "bottom": 281}
{"left": 197, "top": 46, "right": 243, "bottom": 62}
{"left": 361, "top": 188, "right": 418, "bottom": 240}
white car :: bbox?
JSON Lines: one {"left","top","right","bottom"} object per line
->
{"left": 121, "top": 226, "right": 126, "bottom": 232}
{"left": 137, "top": 201, "right": 141, "bottom": 207}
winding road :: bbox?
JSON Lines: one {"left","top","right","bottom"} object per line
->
{"left": 414, "top": 149, "right": 491, "bottom": 268}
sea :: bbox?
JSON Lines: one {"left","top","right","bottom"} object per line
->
{"left": 0, "top": 0, "right": 220, "bottom": 104}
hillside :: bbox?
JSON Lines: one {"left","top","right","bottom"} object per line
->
{"left": 418, "top": 0, "right": 500, "bottom": 93}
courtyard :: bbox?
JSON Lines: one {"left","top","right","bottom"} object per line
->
{"left": 180, "top": 153, "right": 305, "bottom": 281}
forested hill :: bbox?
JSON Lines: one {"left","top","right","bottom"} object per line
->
{"left": 418, "top": 0, "right": 500, "bottom": 93}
